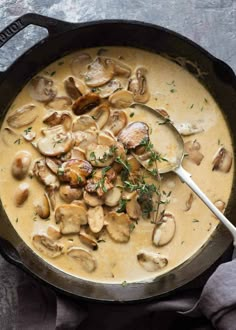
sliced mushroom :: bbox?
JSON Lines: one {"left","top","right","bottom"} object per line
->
{"left": 7, "top": 105, "right": 37, "bottom": 128}
{"left": 118, "top": 121, "right": 149, "bottom": 149}
{"left": 71, "top": 147, "right": 86, "bottom": 160}
{"left": 105, "top": 212, "right": 131, "bottom": 243}
{"left": 14, "top": 182, "right": 29, "bottom": 207}
{"left": 35, "top": 193, "right": 50, "bottom": 219}
{"left": 152, "top": 213, "right": 176, "bottom": 246}
{"left": 22, "top": 130, "right": 36, "bottom": 142}
{"left": 214, "top": 200, "right": 226, "bottom": 213}
{"left": 109, "top": 90, "right": 133, "bottom": 109}
{"left": 67, "top": 247, "right": 97, "bottom": 272}
{"left": 64, "top": 76, "right": 82, "bottom": 99}
{"left": 47, "top": 225, "right": 62, "bottom": 240}
{"left": 98, "top": 79, "right": 121, "bottom": 98}
{"left": 71, "top": 53, "right": 92, "bottom": 78}
{"left": 37, "top": 125, "right": 74, "bottom": 157}
{"left": 72, "top": 93, "right": 101, "bottom": 116}
{"left": 11, "top": 150, "right": 32, "bottom": 180}
{"left": 128, "top": 67, "right": 150, "bottom": 103}
{"left": 59, "top": 185, "right": 82, "bottom": 203}
{"left": 126, "top": 154, "right": 141, "bottom": 172}
{"left": 33, "top": 158, "right": 60, "bottom": 188}
{"left": 212, "top": 147, "right": 232, "bottom": 173}
{"left": 45, "top": 186, "right": 57, "bottom": 211}
{"left": 104, "top": 187, "right": 121, "bottom": 207}
{"left": 174, "top": 122, "right": 203, "bottom": 136}
{"left": 185, "top": 193, "right": 194, "bottom": 211}
{"left": 43, "top": 111, "right": 72, "bottom": 131}
{"left": 55, "top": 204, "right": 87, "bottom": 234}
{"left": 84, "top": 57, "right": 114, "bottom": 87}
{"left": 79, "top": 232, "right": 98, "bottom": 250}
{"left": 109, "top": 58, "right": 131, "bottom": 78}
{"left": 29, "top": 76, "right": 57, "bottom": 103}
{"left": 98, "top": 131, "right": 116, "bottom": 146}
{"left": 45, "top": 157, "right": 60, "bottom": 175}
{"left": 184, "top": 140, "right": 204, "bottom": 166}
{"left": 137, "top": 251, "right": 168, "bottom": 272}
{"left": 46, "top": 96, "right": 72, "bottom": 110}
{"left": 87, "top": 205, "right": 104, "bottom": 233}
{"left": 72, "top": 115, "right": 97, "bottom": 132}
{"left": 86, "top": 143, "right": 116, "bottom": 167}
{"left": 73, "top": 130, "right": 97, "bottom": 151}
{"left": 32, "top": 234, "right": 63, "bottom": 258}
{"left": 104, "top": 110, "right": 127, "bottom": 136}
{"left": 58, "top": 159, "right": 92, "bottom": 187}
{"left": 85, "top": 168, "right": 116, "bottom": 196}
{"left": 125, "top": 191, "right": 141, "bottom": 220}
{"left": 88, "top": 103, "right": 110, "bottom": 129}
{"left": 83, "top": 191, "right": 104, "bottom": 207}
{"left": 2, "top": 127, "right": 20, "bottom": 146}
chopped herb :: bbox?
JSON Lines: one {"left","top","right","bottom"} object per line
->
{"left": 97, "top": 239, "right": 106, "bottom": 243}
{"left": 14, "top": 138, "right": 21, "bottom": 145}
{"left": 166, "top": 80, "right": 175, "bottom": 86}
{"left": 190, "top": 104, "right": 194, "bottom": 109}
{"left": 102, "top": 166, "right": 112, "bottom": 175}
{"left": 91, "top": 115, "right": 97, "bottom": 120}
{"left": 52, "top": 137, "right": 63, "bottom": 148}
{"left": 150, "top": 168, "right": 158, "bottom": 176}
{"left": 192, "top": 219, "right": 200, "bottom": 223}
{"left": 181, "top": 240, "right": 185, "bottom": 245}
{"left": 68, "top": 238, "right": 74, "bottom": 241}
{"left": 129, "top": 112, "right": 135, "bottom": 118}
{"left": 85, "top": 75, "right": 91, "bottom": 82}
{"left": 91, "top": 87, "right": 101, "bottom": 93}
{"left": 204, "top": 98, "right": 208, "bottom": 103}
{"left": 50, "top": 71, "right": 56, "bottom": 76}
{"left": 15, "top": 217, "right": 18, "bottom": 223}
{"left": 58, "top": 61, "right": 64, "bottom": 65}
{"left": 89, "top": 151, "right": 96, "bottom": 162}
{"left": 200, "top": 106, "right": 204, "bottom": 112}
{"left": 167, "top": 191, "right": 172, "bottom": 197}
{"left": 77, "top": 176, "right": 83, "bottom": 183}
{"left": 140, "top": 137, "right": 167, "bottom": 165}
{"left": 129, "top": 222, "right": 136, "bottom": 232}
{"left": 170, "top": 88, "right": 176, "bottom": 93}
{"left": 115, "top": 156, "right": 130, "bottom": 173}
{"left": 117, "top": 198, "right": 130, "bottom": 213}
{"left": 121, "top": 280, "right": 128, "bottom": 287}
{"left": 24, "top": 126, "right": 32, "bottom": 135}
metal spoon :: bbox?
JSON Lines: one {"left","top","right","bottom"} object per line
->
{"left": 131, "top": 103, "right": 236, "bottom": 246}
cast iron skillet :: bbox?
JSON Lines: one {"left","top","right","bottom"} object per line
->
{"left": 0, "top": 13, "right": 236, "bottom": 303}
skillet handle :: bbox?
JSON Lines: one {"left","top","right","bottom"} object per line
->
{"left": 0, "top": 237, "right": 23, "bottom": 267}
{"left": 0, "top": 13, "right": 73, "bottom": 48}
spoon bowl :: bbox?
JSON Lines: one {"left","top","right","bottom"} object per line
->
{"left": 131, "top": 103, "right": 236, "bottom": 246}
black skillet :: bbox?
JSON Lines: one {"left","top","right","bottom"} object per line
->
{"left": 0, "top": 13, "right": 236, "bottom": 303}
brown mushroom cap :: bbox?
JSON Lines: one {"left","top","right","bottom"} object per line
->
{"left": 32, "top": 234, "right": 63, "bottom": 258}
{"left": 184, "top": 140, "right": 204, "bottom": 166}
{"left": 104, "top": 110, "right": 128, "bottom": 136}
{"left": 43, "top": 111, "right": 72, "bottom": 131}
{"left": 35, "top": 193, "right": 50, "bottom": 219}
{"left": 7, "top": 105, "right": 37, "bottom": 128}
{"left": 118, "top": 121, "right": 149, "bottom": 149}
{"left": 109, "top": 90, "right": 133, "bottom": 109}
{"left": 72, "top": 93, "right": 101, "bottom": 115}
{"left": 67, "top": 247, "right": 97, "bottom": 272}
{"left": 128, "top": 67, "right": 150, "bottom": 103}
{"left": 152, "top": 213, "right": 176, "bottom": 246}
{"left": 14, "top": 182, "right": 29, "bottom": 207}
{"left": 11, "top": 150, "right": 32, "bottom": 180}
{"left": 137, "top": 251, "right": 168, "bottom": 272}
{"left": 33, "top": 158, "right": 60, "bottom": 189}
{"left": 71, "top": 53, "right": 92, "bottom": 78}
{"left": 29, "top": 76, "right": 57, "bottom": 103}
{"left": 212, "top": 147, "right": 232, "bottom": 173}
{"left": 58, "top": 159, "right": 93, "bottom": 187}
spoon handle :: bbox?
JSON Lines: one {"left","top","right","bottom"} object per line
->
{"left": 175, "top": 165, "right": 236, "bottom": 246}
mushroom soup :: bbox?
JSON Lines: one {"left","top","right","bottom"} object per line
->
{"left": 0, "top": 47, "right": 233, "bottom": 283}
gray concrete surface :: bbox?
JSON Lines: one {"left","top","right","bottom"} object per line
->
{"left": 0, "top": 0, "right": 236, "bottom": 328}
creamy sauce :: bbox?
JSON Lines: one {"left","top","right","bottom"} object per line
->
{"left": 0, "top": 47, "right": 233, "bottom": 284}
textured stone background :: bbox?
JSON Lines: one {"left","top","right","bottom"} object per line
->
{"left": 0, "top": 0, "right": 236, "bottom": 328}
